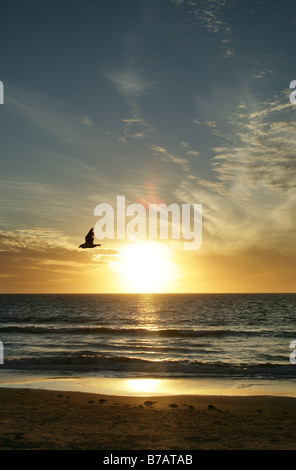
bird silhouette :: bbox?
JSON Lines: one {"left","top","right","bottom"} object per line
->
{"left": 79, "top": 228, "right": 101, "bottom": 248}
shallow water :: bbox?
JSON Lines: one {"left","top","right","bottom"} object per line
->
{"left": 0, "top": 293, "right": 295, "bottom": 383}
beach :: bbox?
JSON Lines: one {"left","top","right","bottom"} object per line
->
{"left": 1, "top": 294, "right": 296, "bottom": 451}
{"left": 1, "top": 387, "right": 296, "bottom": 450}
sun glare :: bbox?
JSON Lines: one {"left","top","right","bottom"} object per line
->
{"left": 117, "top": 242, "right": 177, "bottom": 293}
{"left": 126, "top": 379, "right": 161, "bottom": 394}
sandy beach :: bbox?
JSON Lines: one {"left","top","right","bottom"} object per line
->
{"left": 1, "top": 388, "right": 296, "bottom": 450}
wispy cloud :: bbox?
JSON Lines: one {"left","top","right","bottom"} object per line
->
{"left": 102, "top": 67, "right": 155, "bottom": 116}
{"left": 172, "top": 0, "right": 236, "bottom": 57}
{"left": 119, "top": 117, "right": 154, "bottom": 143}
{"left": 211, "top": 97, "right": 296, "bottom": 192}
{"left": 0, "top": 229, "right": 119, "bottom": 291}
{"left": 150, "top": 145, "right": 190, "bottom": 171}
{"left": 187, "top": 150, "right": 200, "bottom": 156}
{"left": 109, "top": 70, "right": 153, "bottom": 98}
{"left": 80, "top": 115, "right": 94, "bottom": 127}
{"left": 7, "top": 88, "right": 80, "bottom": 144}
{"left": 177, "top": 92, "right": 296, "bottom": 255}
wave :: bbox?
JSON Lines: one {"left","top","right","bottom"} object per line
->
{"left": 0, "top": 325, "right": 267, "bottom": 338}
{"left": 3, "top": 354, "right": 296, "bottom": 379}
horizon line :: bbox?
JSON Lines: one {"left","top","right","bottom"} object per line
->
{"left": 0, "top": 292, "right": 295, "bottom": 295}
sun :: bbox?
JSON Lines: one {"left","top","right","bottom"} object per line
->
{"left": 116, "top": 241, "right": 177, "bottom": 293}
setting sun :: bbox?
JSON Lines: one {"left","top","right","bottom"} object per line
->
{"left": 116, "top": 242, "right": 178, "bottom": 293}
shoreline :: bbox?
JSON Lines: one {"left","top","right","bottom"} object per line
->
{"left": 1, "top": 370, "right": 296, "bottom": 398}
{"left": 1, "top": 387, "right": 296, "bottom": 449}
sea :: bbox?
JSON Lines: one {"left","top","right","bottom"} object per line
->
{"left": 0, "top": 293, "right": 296, "bottom": 395}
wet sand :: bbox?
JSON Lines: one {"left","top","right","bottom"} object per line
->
{"left": 1, "top": 388, "right": 296, "bottom": 449}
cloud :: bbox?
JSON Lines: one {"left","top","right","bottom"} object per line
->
{"left": 119, "top": 117, "right": 154, "bottom": 143}
{"left": 187, "top": 150, "right": 200, "bottom": 156}
{"left": 193, "top": 119, "right": 216, "bottom": 128}
{"left": 222, "top": 48, "right": 236, "bottom": 58}
{"left": 7, "top": 88, "right": 80, "bottom": 144}
{"left": 150, "top": 145, "right": 190, "bottom": 171}
{"left": 111, "top": 71, "right": 152, "bottom": 98}
{"left": 193, "top": 118, "right": 224, "bottom": 138}
{"left": 176, "top": 93, "right": 296, "bottom": 256}
{"left": 171, "top": 0, "right": 236, "bottom": 58}
{"left": 0, "top": 229, "right": 119, "bottom": 291}
{"left": 211, "top": 98, "right": 296, "bottom": 192}
{"left": 80, "top": 116, "right": 94, "bottom": 127}
{"left": 102, "top": 67, "right": 155, "bottom": 115}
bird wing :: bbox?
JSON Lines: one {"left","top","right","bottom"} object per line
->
{"left": 85, "top": 228, "right": 94, "bottom": 244}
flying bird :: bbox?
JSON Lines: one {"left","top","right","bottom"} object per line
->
{"left": 79, "top": 228, "right": 101, "bottom": 249}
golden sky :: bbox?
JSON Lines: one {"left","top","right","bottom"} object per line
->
{"left": 0, "top": 1, "right": 296, "bottom": 293}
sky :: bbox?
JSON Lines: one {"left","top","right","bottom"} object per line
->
{"left": 0, "top": 0, "right": 296, "bottom": 293}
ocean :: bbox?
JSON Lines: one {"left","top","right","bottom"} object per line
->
{"left": 0, "top": 293, "right": 295, "bottom": 388}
